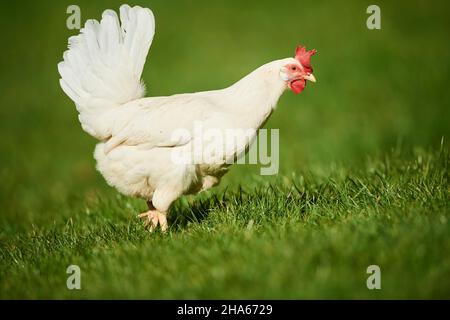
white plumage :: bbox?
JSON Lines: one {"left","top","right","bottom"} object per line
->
{"left": 58, "top": 4, "right": 316, "bottom": 231}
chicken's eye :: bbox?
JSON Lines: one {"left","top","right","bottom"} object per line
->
{"left": 291, "top": 66, "right": 297, "bottom": 71}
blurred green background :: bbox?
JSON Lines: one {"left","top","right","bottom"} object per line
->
{"left": 0, "top": 0, "right": 449, "bottom": 299}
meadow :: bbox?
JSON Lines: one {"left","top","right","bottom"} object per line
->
{"left": 0, "top": 0, "right": 449, "bottom": 298}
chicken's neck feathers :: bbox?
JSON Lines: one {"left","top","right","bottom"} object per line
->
{"left": 222, "top": 60, "right": 287, "bottom": 129}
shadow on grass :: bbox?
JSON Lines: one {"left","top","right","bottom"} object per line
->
{"left": 169, "top": 192, "right": 224, "bottom": 230}
{"left": 167, "top": 182, "right": 312, "bottom": 231}
{"left": 169, "top": 187, "right": 245, "bottom": 230}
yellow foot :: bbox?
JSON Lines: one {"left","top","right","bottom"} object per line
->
{"left": 138, "top": 210, "right": 168, "bottom": 232}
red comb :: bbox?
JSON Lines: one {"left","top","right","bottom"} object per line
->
{"left": 295, "top": 45, "right": 317, "bottom": 74}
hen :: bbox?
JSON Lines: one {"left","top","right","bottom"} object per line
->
{"left": 58, "top": 4, "right": 317, "bottom": 231}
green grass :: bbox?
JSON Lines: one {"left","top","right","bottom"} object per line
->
{"left": 0, "top": 0, "right": 449, "bottom": 299}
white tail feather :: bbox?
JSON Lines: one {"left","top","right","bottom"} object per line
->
{"left": 58, "top": 5, "right": 155, "bottom": 139}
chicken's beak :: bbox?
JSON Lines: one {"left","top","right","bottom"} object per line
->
{"left": 304, "top": 73, "right": 317, "bottom": 83}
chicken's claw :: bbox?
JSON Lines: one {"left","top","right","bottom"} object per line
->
{"left": 138, "top": 210, "right": 168, "bottom": 232}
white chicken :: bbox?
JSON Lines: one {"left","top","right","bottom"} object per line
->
{"left": 58, "top": 4, "right": 317, "bottom": 232}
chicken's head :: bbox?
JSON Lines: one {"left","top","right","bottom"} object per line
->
{"left": 279, "top": 45, "right": 317, "bottom": 94}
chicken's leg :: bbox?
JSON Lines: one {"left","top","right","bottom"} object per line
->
{"left": 138, "top": 201, "right": 168, "bottom": 232}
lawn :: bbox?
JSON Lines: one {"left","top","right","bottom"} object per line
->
{"left": 0, "top": 0, "right": 449, "bottom": 299}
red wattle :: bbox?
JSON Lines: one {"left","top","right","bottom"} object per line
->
{"left": 290, "top": 79, "right": 306, "bottom": 94}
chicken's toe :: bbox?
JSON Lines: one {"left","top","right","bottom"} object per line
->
{"left": 138, "top": 212, "right": 149, "bottom": 218}
{"left": 138, "top": 210, "right": 168, "bottom": 232}
{"left": 158, "top": 214, "right": 168, "bottom": 232}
